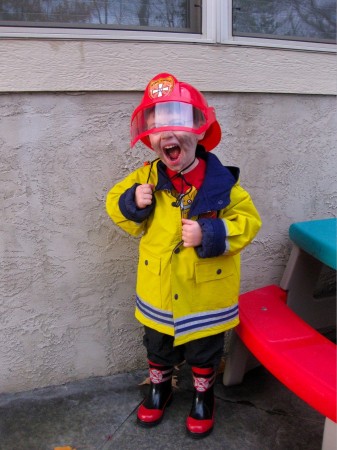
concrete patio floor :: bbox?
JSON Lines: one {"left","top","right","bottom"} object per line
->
{"left": 0, "top": 363, "right": 325, "bottom": 450}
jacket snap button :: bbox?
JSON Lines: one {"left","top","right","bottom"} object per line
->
{"left": 174, "top": 294, "right": 179, "bottom": 300}
{"left": 145, "top": 260, "right": 148, "bottom": 265}
{"left": 217, "top": 269, "right": 222, "bottom": 275}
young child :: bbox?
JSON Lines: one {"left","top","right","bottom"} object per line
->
{"left": 106, "top": 73, "right": 262, "bottom": 439}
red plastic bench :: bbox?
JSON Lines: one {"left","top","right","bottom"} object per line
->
{"left": 235, "top": 285, "right": 336, "bottom": 423}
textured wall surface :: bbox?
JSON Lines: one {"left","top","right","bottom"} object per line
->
{"left": 0, "top": 92, "right": 336, "bottom": 393}
{"left": 1, "top": 40, "right": 336, "bottom": 94}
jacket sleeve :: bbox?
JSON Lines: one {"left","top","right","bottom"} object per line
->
{"left": 119, "top": 183, "right": 155, "bottom": 223}
{"left": 218, "top": 184, "right": 262, "bottom": 255}
{"left": 106, "top": 167, "right": 153, "bottom": 237}
{"left": 195, "top": 183, "right": 261, "bottom": 258}
{"left": 195, "top": 218, "right": 227, "bottom": 258}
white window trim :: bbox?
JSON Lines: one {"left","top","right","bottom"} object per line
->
{"left": 0, "top": 0, "right": 335, "bottom": 53}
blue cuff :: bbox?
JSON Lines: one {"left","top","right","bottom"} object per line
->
{"left": 196, "top": 218, "right": 227, "bottom": 258}
{"left": 118, "top": 183, "right": 155, "bottom": 223}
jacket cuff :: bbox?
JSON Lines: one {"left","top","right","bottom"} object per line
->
{"left": 118, "top": 183, "right": 155, "bottom": 223}
{"left": 196, "top": 218, "right": 227, "bottom": 258}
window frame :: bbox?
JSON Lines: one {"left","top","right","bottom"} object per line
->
{"left": 0, "top": 0, "right": 335, "bottom": 52}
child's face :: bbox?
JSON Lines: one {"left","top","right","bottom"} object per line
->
{"left": 147, "top": 108, "right": 205, "bottom": 172}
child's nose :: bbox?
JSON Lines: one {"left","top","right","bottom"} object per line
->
{"left": 159, "top": 129, "right": 175, "bottom": 138}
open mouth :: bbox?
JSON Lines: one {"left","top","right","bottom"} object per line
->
{"left": 164, "top": 144, "right": 181, "bottom": 161}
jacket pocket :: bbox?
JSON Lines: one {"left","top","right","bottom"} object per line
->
{"left": 193, "top": 258, "right": 239, "bottom": 309}
{"left": 140, "top": 252, "right": 161, "bottom": 276}
{"left": 136, "top": 249, "right": 162, "bottom": 306}
{"left": 195, "top": 262, "right": 231, "bottom": 283}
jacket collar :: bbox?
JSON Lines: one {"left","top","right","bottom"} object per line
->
{"left": 154, "top": 146, "right": 239, "bottom": 216}
{"left": 189, "top": 148, "right": 239, "bottom": 217}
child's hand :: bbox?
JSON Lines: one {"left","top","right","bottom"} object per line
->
{"left": 135, "top": 184, "right": 154, "bottom": 209}
{"left": 182, "top": 219, "right": 202, "bottom": 247}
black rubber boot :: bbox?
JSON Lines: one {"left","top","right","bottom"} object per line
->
{"left": 137, "top": 361, "right": 173, "bottom": 427}
{"left": 186, "top": 367, "right": 215, "bottom": 439}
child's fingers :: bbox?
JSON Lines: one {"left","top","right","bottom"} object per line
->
{"left": 135, "top": 184, "right": 153, "bottom": 208}
{"left": 181, "top": 218, "right": 194, "bottom": 226}
{"left": 181, "top": 219, "right": 202, "bottom": 247}
{"left": 143, "top": 183, "right": 155, "bottom": 192}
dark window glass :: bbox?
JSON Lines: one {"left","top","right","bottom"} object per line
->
{"left": 233, "top": 0, "right": 336, "bottom": 44}
{"left": 0, "top": 0, "right": 202, "bottom": 33}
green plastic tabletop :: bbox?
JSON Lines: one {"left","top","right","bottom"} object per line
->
{"left": 289, "top": 218, "right": 336, "bottom": 270}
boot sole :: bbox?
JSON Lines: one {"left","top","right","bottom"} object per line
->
{"left": 137, "top": 416, "right": 163, "bottom": 428}
{"left": 186, "top": 426, "right": 214, "bottom": 439}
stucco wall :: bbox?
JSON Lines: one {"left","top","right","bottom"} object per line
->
{"left": 1, "top": 40, "right": 336, "bottom": 95}
{"left": 1, "top": 91, "right": 336, "bottom": 393}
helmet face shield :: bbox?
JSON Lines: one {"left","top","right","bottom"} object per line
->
{"left": 131, "top": 101, "right": 207, "bottom": 148}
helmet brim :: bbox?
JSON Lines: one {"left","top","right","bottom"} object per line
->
{"left": 198, "top": 120, "right": 222, "bottom": 151}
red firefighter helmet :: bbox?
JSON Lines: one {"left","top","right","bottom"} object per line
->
{"left": 130, "top": 73, "right": 221, "bottom": 151}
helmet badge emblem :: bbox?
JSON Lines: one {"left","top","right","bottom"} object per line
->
{"left": 148, "top": 76, "right": 174, "bottom": 99}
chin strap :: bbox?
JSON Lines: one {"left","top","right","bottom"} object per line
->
{"left": 180, "top": 157, "right": 197, "bottom": 175}
{"left": 170, "top": 157, "right": 197, "bottom": 180}
{"left": 169, "top": 157, "right": 197, "bottom": 197}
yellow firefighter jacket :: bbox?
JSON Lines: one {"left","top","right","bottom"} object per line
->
{"left": 106, "top": 149, "right": 262, "bottom": 346}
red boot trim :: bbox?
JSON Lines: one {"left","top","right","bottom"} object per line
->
{"left": 191, "top": 367, "right": 214, "bottom": 376}
{"left": 148, "top": 360, "right": 165, "bottom": 367}
{"left": 186, "top": 414, "right": 214, "bottom": 439}
{"left": 137, "top": 392, "right": 172, "bottom": 427}
{"left": 137, "top": 403, "right": 164, "bottom": 425}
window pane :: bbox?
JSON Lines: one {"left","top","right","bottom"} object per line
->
{"left": 233, "top": 0, "right": 336, "bottom": 44}
{"left": 0, "top": 0, "right": 202, "bottom": 33}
